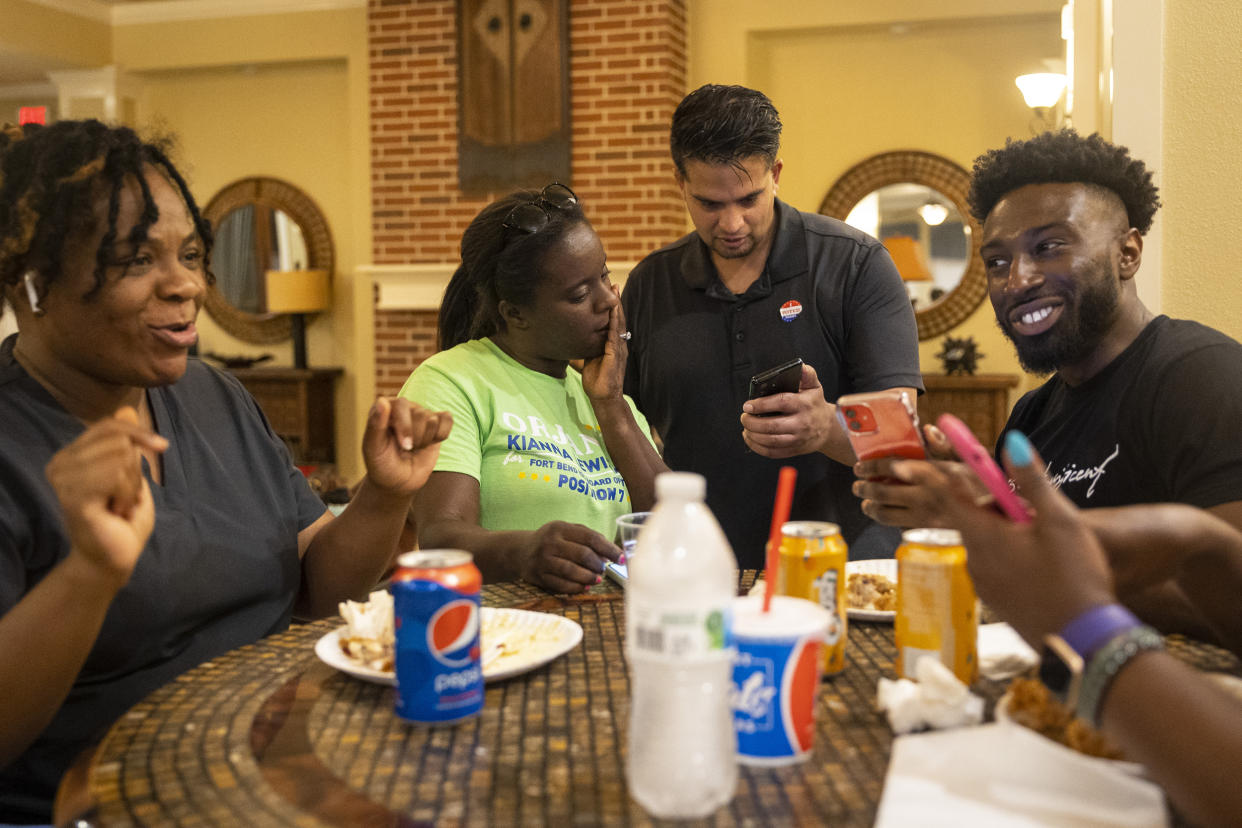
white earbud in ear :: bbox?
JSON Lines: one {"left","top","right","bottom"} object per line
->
{"left": 23, "top": 271, "right": 43, "bottom": 316}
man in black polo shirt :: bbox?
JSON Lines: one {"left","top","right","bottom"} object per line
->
{"left": 621, "top": 84, "right": 922, "bottom": 567}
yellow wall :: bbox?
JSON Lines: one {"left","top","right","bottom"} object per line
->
{"left": 1161, "top": 0, "right": 1242, "bottom": 343}
{"left": 0, "top": 0, "right": 108, "bottom": 125}
{"left": 136, "top": 59, "right": 350, "bottom": 369}
{"left": 689, "top": 1, "right": 1065, "bottom": 398}
{"left": 111, "top": 7, "right": 373, "bottom": 480}
{"left": 0, "top": 0, "right": 111, "bottom": 70}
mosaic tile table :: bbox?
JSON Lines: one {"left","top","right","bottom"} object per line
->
{"left": 82, "top": 573, "right": 1240, "bottom": 827}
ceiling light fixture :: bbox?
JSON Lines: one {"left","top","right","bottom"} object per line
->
{"left": 1015, "top": 72, "right": 1068, "bottom": 132}
{"left": 917, "top": 201, "right": 949, "bottom": 227}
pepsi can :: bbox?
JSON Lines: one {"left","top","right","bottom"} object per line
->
{"left": 391, "top": 550, "right": 484, "bottom": 725}
{"left": 730, "top": 595, "right": 830, "bottom": 765}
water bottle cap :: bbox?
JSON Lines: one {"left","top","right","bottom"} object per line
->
{"left": 655, "top": 471, "right": 706, "bottom": 502}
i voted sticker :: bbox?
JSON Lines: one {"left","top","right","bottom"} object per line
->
{"left": 780, "top": 300, "right": 803, "bottom": 322}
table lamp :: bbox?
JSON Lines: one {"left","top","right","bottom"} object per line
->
{"left": 265, "top": 269, "right": 330, "bottom": 369}
{"left": 882, "top": 236, "right": 932, "bottom": 283}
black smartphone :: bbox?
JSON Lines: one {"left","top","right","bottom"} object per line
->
{"left": 748, "top": 358, "right": 804, "bottom": 400}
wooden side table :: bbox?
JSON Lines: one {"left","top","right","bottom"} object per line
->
{"left": 918, "top": 373, "right": 1020, "bottom": 452}
{"left": 231, "top": 367, "right": 343, "bottom": 464}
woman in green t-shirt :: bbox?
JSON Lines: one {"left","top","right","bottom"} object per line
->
{"left": 401, "top": 185, "right": 668, "bottom": 594}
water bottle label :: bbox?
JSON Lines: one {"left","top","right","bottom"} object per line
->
{"left": 628, "top": 602, "right": 730, "bottom": 661}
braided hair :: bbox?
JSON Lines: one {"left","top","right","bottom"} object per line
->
{"left": 438, "top": 190, "right": 587, "bottom": 351}
{"left": 0, "top": 119, "right": 213, "bottom": 313}
{"left": 967, "top": 129, "right": 1161, "bottom": 233}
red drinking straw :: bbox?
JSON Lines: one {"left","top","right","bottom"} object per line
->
{"left": 763, "top": 466, "right": 798, "bottom": 613}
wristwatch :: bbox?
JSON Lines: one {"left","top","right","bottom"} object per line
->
{"left": 1038, "top": 632, "right": 1085, "bottom": 709}
{"left": 1039, "top": 604, "right": 1165, "bottom": 726}
{"left": 1038, "top": 604, "right": 1142, "bottom": 708}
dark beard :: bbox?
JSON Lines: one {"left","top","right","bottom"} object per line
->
{"left": 711, "top": 238, "right": 755, "bottom": 260}
{"left": 998, "top": 264, "right": 1122, "bottom": 376}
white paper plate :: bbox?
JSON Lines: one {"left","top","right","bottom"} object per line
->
{"left": 846, "top": 559, "right": 897, "bottom": 623}
{"left": 315, "top": 628, "right": 397, "bottom": 685}
{"left": 479, "top": 606, "right": 584, "bottom": 682}
{"left": 315, "top": 607, "right": 583, "bottom": 686}
{"left": 994, "top": 691, "right": 1145, "bottom": 776}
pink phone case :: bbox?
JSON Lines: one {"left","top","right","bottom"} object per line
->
{"left": 936, "top": 413, "right": 1031, "bottom": 523}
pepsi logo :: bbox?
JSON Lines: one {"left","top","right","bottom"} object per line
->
{"left": 426, "top": 599, "right": 481, "bottom": 668}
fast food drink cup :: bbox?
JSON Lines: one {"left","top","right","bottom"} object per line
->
{"left": 615, "top": 511, "right": 652, "bottom": 561}
{"left": 729, "top": 595, "right": 830, "bottom": 766}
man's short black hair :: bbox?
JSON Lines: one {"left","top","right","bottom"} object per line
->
{"left": 670, "top": 84, "right": 782, "bottom": 176}
{"left": 967, "top": 129, "right": 1161, "bottom": 233}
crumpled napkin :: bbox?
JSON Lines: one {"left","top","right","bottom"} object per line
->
{"left": 877, "top": 656, "right": 984, "bottom": 734}
{"left": 979, "top": 622, "right": 1039, "bottom": 681}
{"left": 875, "top": 722, "right": 1168, "bottom": 827}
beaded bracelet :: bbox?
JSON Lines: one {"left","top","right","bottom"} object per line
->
{"left": 1076, "top": 625, "right": 1164, "bottom": 728}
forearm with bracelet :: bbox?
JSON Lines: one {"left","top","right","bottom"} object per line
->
{"left": 1038, "top": 603, "right": 1165, "bottom": 728}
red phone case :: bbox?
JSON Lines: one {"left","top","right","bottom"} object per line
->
{"left": 836, "top": 391, "right": 926, "bottom": 461}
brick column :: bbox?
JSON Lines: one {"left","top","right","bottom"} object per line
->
{"left": 368, "top": 0, "right": 687, "bottom": 395}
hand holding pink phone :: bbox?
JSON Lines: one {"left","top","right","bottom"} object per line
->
{"left": 936, "top": 413, "right": 1031, "bottom": 523}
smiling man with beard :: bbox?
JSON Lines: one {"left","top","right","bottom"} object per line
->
{"left": 970, "top": 131, "right": 1242, "bottom": 526}
{"left": 855, "top": 129, "right": 1242, "bottom": 641}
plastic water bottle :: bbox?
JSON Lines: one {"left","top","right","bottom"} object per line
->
{"left": 626, "top": 472, "right": 738, "bottom": 818}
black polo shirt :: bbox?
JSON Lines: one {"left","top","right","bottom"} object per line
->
{"left": 622, "top": 199, "right": 922, "bottom": 566}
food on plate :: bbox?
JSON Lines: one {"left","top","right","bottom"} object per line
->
{"left": 337, "top": 590, "right": 395, "bottom": 672}
{"left": 749, "top": 573, "right": 897, "bottom": 613}
{"left": 336, "top": 592, "right": 564, "bottom": 676}
{"left": 1003, "top": 676, "right": 1125, "bottom": 760}
{"left": 847, "top": 572, "right": 897, "bottom": 612}
{"left": 480, "top": 609, "right": 562, "bottom": 672}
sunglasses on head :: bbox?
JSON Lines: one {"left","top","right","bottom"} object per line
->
{"left": 501, "top": 182, "right": 579, "bottom": 240}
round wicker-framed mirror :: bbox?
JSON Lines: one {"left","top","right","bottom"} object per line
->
{"left": 202, "top": 177, "right": 334, "bottom": 344}
{"left": 819, "top": 151, "right": 984, "bottom": 340}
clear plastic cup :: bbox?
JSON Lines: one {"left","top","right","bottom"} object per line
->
{"left": 615, "top": 511, "right": 652, "bottom": 562}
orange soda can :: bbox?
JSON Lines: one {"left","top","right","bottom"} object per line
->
{"left": 895, "top": 528, "right": 978, "bottom": 684}
{"left": 775, "top": 521, "right": 848, "bottom": 675}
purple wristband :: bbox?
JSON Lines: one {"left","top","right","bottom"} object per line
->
{"left": 1059, "top": 604, "right": 1142, "bottom": 659}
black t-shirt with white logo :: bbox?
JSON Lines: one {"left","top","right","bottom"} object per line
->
{"left": 1001, "top": 315, "right": 1242, "bottom": 511}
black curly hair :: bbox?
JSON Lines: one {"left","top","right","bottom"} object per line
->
{"left": 438, "top": 188, "right": 588, "bottom": 351}
{"left": 0, "top": 119, "right": 213, "bottom": 315}
{"left": 670, "top": 84, "right": 782, "bottom": 177}
{"left": 967, "top": 129, "right": 1161, "bottom": 234}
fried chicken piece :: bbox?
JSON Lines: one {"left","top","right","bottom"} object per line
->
{"left": 847, "top": 572, "right": 897, "bottom": 612}
{"left": 1004, "top": 677, "right": 1124, "bottom": 760}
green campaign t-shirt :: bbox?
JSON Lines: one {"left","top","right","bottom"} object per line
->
{"left": 399, "top": 338, "right": 654, "bottom": 538}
